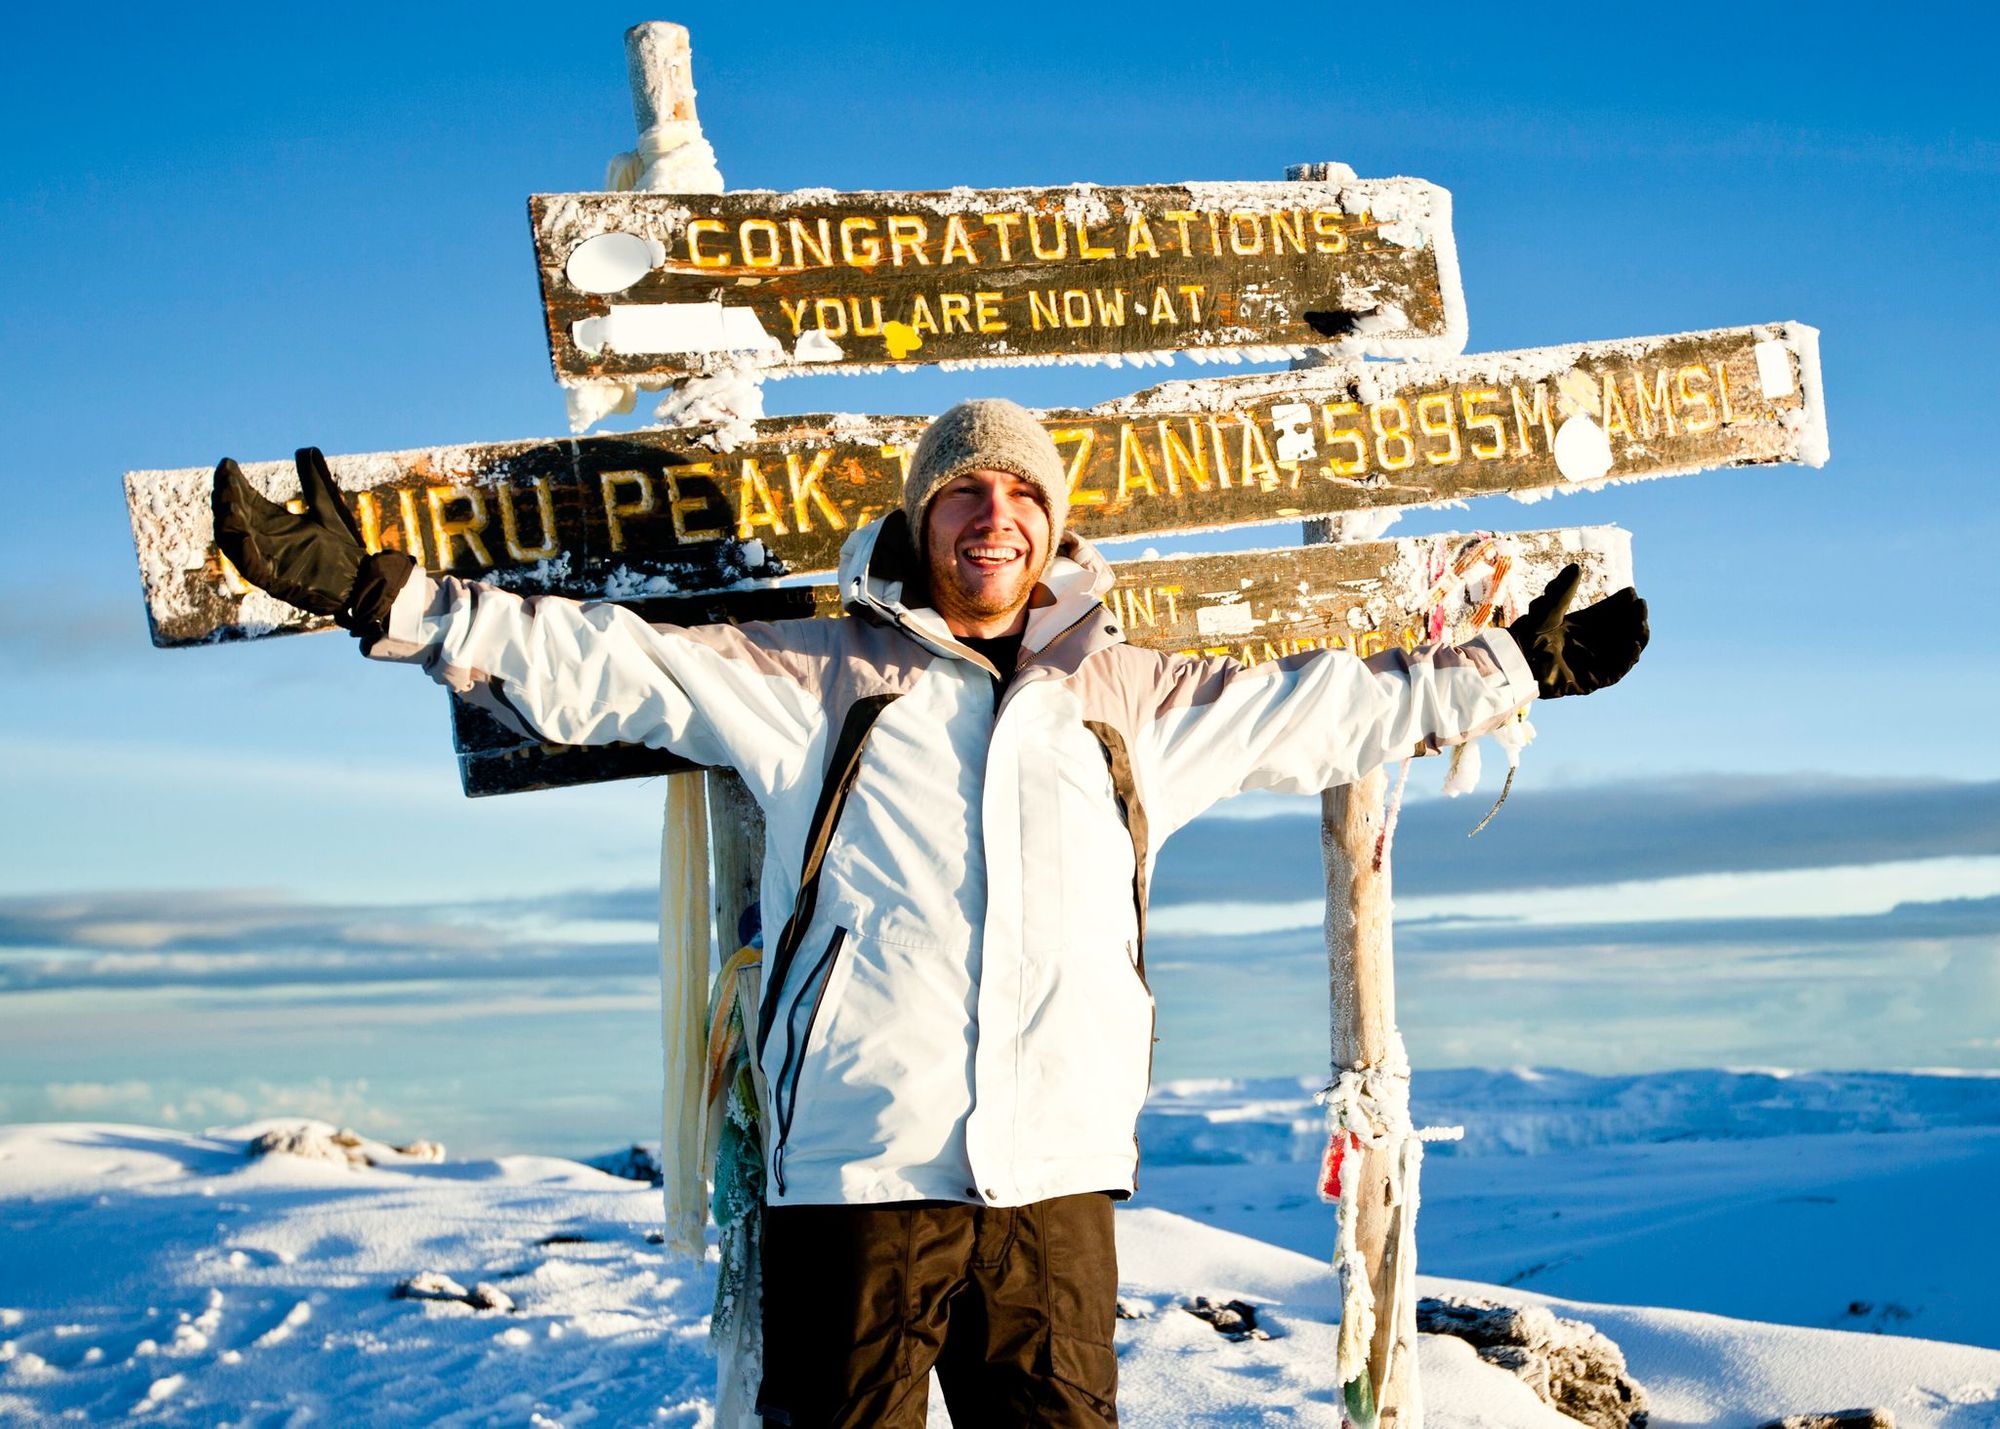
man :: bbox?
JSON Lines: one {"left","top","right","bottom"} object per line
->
{"left": 214, "top": 399, "right": 1646, "bottom": 1427}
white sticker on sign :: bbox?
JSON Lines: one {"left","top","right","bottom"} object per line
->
{"left": 1754, "top": 339, "right": 1796, "bottom": 399}
{"left": 565, "top": 232, "right": 664, "bottom": 295}
{"left": 794, "top": 330, "right": 845, "bottom": 363}
{"left": 1271, "top": 403, "right": 1316, "bottom": 463}
{"left": 1552, "top": 415, "right": 1614, "bottom": 482}
{"left": 1195, "top": 602, "right": 1256, "bottom": 636}
{"left": 573, "top": 304, "right": 785, "bottom": 357}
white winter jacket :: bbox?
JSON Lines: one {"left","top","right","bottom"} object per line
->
{"left": 371, "top": 514, "right": 1538, "bottom": 1208}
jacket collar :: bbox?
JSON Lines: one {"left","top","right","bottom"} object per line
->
{"left": 836, "top": 512, "right": 1118, "bottom": 663}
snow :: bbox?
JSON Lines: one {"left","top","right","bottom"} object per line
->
{"left": 651, "top": 365, "right": 767, "bottom": 450}
{"left": 1778, "top": 320, "right": 1831, "bottom": 468}
{"left": 1138, "top": 1068, "right": 2000, "bottom": 1358}
{"left": 564, "top": 379, "right": 639, "bottom": 433}
{"left": 3, "top": 1070, "right": 1997, "bottom": 1425}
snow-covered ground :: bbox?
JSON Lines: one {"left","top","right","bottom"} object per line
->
{"left": 2, "top": 1070, "right": 1996, "bottom": 1426}
{"left": 1137, "top": 1068, "right": 2000, "bottom": 1349}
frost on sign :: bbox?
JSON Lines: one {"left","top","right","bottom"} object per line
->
{"left": 529, "top": 178, "right": 1467, "bottom": 381}
{"left": 123, "top": 322, "right": 1823, "bottom": 648}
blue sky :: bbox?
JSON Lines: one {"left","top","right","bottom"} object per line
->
{"left": 2, "top": 3, "right": 1996, "bottom": 1154}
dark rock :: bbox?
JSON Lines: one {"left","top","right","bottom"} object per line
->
{"left": 1479, "top": 1343, "right": 1550, "bottom": 1399}
{"left": 465, "top": 1282, "right": 516, "bottom": 1313}
{"left": 1418, "top": 1295, "right": 1647, "bottom": 1429}
{"left": 1753, "top": 1413, "right": 1895, "bottom": 1429}
{"left": 586, "top": 1144, "right": 665, "bottom": 1186}
{"left": 393, "top": 1271, "right": 515, "bottom": 1313}
{"left": 248, "top": 1124, "right": 445, "bottom": 1168}
{"left": 1183, "top": 1296, "right": 1271, "bottom": 1341}
{"left": 1840, "top": 1301, "right": 1917, "bottom": 1332}
{"left": 248, "top": 1125, "right": 369, "bottom": 1168}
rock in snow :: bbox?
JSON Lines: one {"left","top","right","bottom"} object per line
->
{"left": 392, "top": 1272, "right": 516, "bottom": 1313}
{"left": 1182, "top": 1295, "right": 1272, "bottom": 1341}
{"left": 586, "top": 1143, "right": 666, "bottom": 1186}
{"left": 247, "top": 1121, "right": 445, "bottom": 1169}
{"left": 1419, "top": 1294, "right": 1648, "bottom": 1429}
{"left": 393, "top": 1271, "right": 470, "bottom": 1302}
{"left": 1754, "top": 1413, "right": 1897, "bottom": 1429}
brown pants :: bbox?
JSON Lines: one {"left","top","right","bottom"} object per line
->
{"left": 756, "top": 1192, "right": 1120, "bottom": 1428}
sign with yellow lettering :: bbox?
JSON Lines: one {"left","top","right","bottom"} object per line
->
{"left": 452, "top": 527, "right": 1633, "bottom": 796}
{"left": 532, "top": 178, "right": 1465, "bottom": 381}
{"left": 124, "top": 323, "right": 1819, "bottom": 649}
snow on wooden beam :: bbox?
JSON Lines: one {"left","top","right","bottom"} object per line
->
{"left": 124, "top": 323, "right": 1815, "bottom": 650}
{"left": 452, "top": 526, "right": 1633, "bottom": 797}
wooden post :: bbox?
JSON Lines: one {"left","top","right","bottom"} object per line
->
{"left": 707, "top": 771, "right": 765, "bottom": 958}
{"left": 625, "top": 21, "right": 699, "bottom": 132}
{"left": 620, "top": 21, "right": 769, "bottom": 1256}
{"left": 618, "top": 18, "right": 758, "bottom": 924}
{"left": 1294, "top": 157, "right": 1419, "bottom": 1428}
{"left": 1318, "top": 768, "right": 1413, "bottom": 1426}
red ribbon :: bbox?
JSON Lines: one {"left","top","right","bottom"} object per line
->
{"left": 1318, "top": 1129, "right": 1361, "bottom": 1202}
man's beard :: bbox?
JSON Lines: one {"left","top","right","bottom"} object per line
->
{"left": 927, "top": 544, "right": 1043, "bottom": 624}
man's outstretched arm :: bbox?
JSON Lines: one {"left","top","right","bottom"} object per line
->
{"left": 1131, "top": 565, "right": 1648, "bottom": 837}
{"left": 213, "top": 449, "right": 830, "bottom": 777}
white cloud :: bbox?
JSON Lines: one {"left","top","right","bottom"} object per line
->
{"left": 1151, "top": 855, "right": 2000, "bottom": 938}
{"left": 42, "top": 1079, "right": 157, "bottom": 1113}
{"left": 32, "top": 1077, "right": 387, "bottom": 1134}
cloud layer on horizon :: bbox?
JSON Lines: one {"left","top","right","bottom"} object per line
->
{"left": 3, "top": 772, "right": 1996, "bottom": 997}
{"left": 1153, "top": 774, "right": 2000, "bottom": 901}
{"left": 2, "top": 773, "right": 1993, "bottom": 1154}
{"left": 1, "top": 772, "right": 1993, "bottom": 1093}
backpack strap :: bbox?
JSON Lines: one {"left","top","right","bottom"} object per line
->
{"left": 1084, "top": 719, "right": 1151, "bottom": 981}
{"left": 755, "top": 692, "right": 902, "bottom": 1056}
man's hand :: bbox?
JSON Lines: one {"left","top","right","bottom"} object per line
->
{"left": 1503, "top": 563, "right": 1649, "bottom": 699}
{"left": 213, "top": 448, "right": 415, "bottom": 641}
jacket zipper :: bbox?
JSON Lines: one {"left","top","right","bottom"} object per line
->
{"left": 771, "top": 926, "right": 847, "bottom": 1194}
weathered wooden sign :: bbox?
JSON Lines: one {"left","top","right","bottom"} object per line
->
{"left": 452, "top": 526, "right": 1632, "bottom": 796}
{"left": 532, "top": 178, "right": 1465, "bottom": 382}
{"left": 126, "top": 323, "right": 1820, "bottom": 648}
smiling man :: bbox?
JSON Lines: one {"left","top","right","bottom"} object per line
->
{"left": 214, "top": 397, "right": 1647, "bottom": 1428}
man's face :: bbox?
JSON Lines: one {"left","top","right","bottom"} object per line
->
{"left": 922, "top": 468, "right": 1053, "bottom": 638}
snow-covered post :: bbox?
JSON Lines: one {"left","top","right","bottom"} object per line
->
{"left": 612, "top": 14, "right": 758, "bottom": 941}
{"left": 618, "top": 21, "right": 723, "bottom": 192}
{"left": 625, "top": 20, "right": 698, "bottom": 133}
{"left": 610, "top": 21, "right": 767, "bottom": 1251}
{"left": 1318, "top": 766, "right": 1416, "bottom": 1427}
{"left": 1291, "top": 159, "right": 1421, "bottom": 1429}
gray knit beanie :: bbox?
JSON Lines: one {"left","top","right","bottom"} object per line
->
{"left": 901, "top": 399, "right": 1067, "bottom": 551}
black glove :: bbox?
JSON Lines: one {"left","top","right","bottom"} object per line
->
{"left": 1503, "top": 563, "right": 1649, "bottom": 699}
{"left": 213, "top": 448, "right": 415, "bottom": 642}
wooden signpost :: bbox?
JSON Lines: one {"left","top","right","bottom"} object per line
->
{"left": 126, "top": 323, "right": 1819, "bottom": 651}
{"left": 120, "top": 20, "right": 1830, "bottom": 1428}
{"left": 533, "top": 179, "right": 1464, "bottom": 382}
